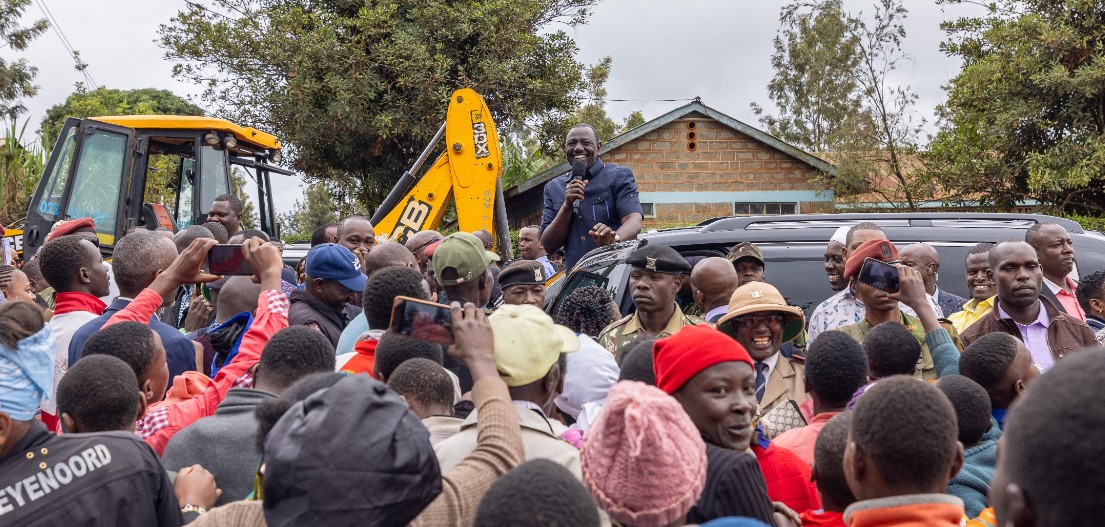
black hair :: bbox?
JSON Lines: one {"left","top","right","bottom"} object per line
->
{"left": 113, "top": 230, "right": 177, "bottom": 295}
{"left": 387, "top": 358, "right": 454, "bottom": 411}
{"left": 362, "top": 266, "right": 428, "bottom": 328}
{"left": 959, "top": 332, "right": 1021, "bottom": 393}
{"left": 81, "top": 321, "right": 159, "bottom": 380}
{"left": 1024, "top": 221, "right": 1063, "bottom": 248}
{"left": 38, "top": 235, "right": 98, "bottom": 292}
{"left": 201, "top": 221, "right": 230, "bottom": 244}
{"left": 173, "top": 225, "right": 215, "bottom": 253}
{"left": 310, "top": 223, "right": 338, "bottom": 247}
{"left": 964, "top": 242, "right": 993, "bottom": 263}
{"left": 813, "top": 412, "right": 856, "bottom": 509}
{"left": 0, "top": 264, "right": 16, "bottom": 290}
{"left": 805, "top": 330, "right": 869, "bottom": 406}
{"left": 374, "top": 332, "right": 444, "bottom": 381}
{"left": 0, "top": 301, "right": 44, "bottom": 348}
{"left": 336, "top": 215, "right": 371, "bottom": 240}
{"left": 57, "top": 354, "right": 139, "bottom": 433}
{"left": 474, "top": 459, "right": 600, "bottom": 527}
{"left": 862, "top": 323, "right": 920, "bottom": 378}
{"left": 237, "top": 229, "right": 270, "bottom": 242}
{"left": 851, "top": 376, "right": 959, "bottom": 491}
{"left": 257, "top": 326, "right": 337, "bottom": 391}
{"left": 554, "top": 285, "right": 618, "bottom": 337}
{"left": 567, "top": 123, "right": 601, "bottom": 145}
{"left": 213, "top": 193, "right": 243, "bottom": 214}
{"left": 1077, "top": 269, "right": 1105, "bottom": 315}
{"left": 253, "top": 372, "right": 345, "bottom": 454}
{"left": 1002, "top": 351, "right": 1105, "bottom": 527}
{"left": 617, "top": 336, "right": 657, "bottom": 384}
{"left": 21, "top": 257, "right": 43, "bottom": 285}
{"left": 935, "top": 375, "right": 992, "bottom": 447}
{"left": 845, "top": 222, "right": 884, "bottom": 247}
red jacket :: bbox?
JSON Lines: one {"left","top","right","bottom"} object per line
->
{"left": 801, "top": 510, "right": 845, "bottom": 526}
{"left": 753, "top": 443, "right": 821, "bottom": 513}
{"left": 106, "top": 288, "right": 288, "bottom": 455}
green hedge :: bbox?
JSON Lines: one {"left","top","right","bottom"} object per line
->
{"left": 1059, "top": 213, "right": 1105, "bottom": 233}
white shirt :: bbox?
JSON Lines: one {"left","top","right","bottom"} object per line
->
{"left": 704, "top": 305, "right": 730, "bottom": 323}
{"left": 755, "top": 351, "right": 781, "bottom": 385}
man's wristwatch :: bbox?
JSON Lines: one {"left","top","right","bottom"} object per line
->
{"left": 181, "top": 504, "right": 207, "bottom": 515}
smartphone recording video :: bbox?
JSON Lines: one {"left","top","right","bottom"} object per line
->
{"left": 389, "top": 296, "right": 454, "bottom": 346}
{"left": 206, "top": 244, "right": 252, "bottom": 275}
{"left": 857, "top": 257, "right": 900, "bottom": 293}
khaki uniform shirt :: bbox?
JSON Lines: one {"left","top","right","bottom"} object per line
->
{"left": 759, "top": 354, "right": 809, "bottom": 416}
{"left": 837, "top": 312, "right": 963, "bottom": 380}
{"left": 598, "top": 302, "right": 706, "bottom": 362}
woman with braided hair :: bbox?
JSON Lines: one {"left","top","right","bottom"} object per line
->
{"left": 0, "top": 264, "right": 36, "bottom": 304}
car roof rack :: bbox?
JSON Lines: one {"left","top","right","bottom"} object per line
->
{"left": 697, "top": 212, "right": 1084, "bottom": 234}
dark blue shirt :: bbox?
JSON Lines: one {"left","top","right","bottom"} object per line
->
{"left": 68, "top": 298, "right": 198, "bottom": 380}
{"left": 541, "top": 159, "right": 643, "bottom": 270}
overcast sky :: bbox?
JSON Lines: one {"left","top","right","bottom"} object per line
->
{"left": 12, "top": 0, "right": 989, "bottom": 216}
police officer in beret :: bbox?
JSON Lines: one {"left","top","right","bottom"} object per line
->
{"left": 498, "top": 260, "right": 548, "bottom": 308}
{"left": 597, "top": 245, "right": 706, "bottom": 362}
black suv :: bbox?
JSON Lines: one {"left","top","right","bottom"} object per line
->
{"left": 546, "top": 213, "right": 1105, "bottom": 318}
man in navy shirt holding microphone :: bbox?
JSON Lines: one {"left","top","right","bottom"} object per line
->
{"left": 540, "top": 124, "right": 644, "bottom": 271}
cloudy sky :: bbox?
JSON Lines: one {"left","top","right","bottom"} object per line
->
{"left": 13, "top": 0, "right": 989, "bottom": 215}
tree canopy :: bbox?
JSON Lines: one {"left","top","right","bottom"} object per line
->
{"left": 159, "top": 0, "right": 599, "bottom": 211}
{"left": 40, "top": 87, "right": 204, "bottom": 147}
{"left": 755, "top": 0, "right": 926, "bottom": 209}
{"left": 926, "top": 0, "right": 1105, "bottom": 212}
{"left": 0, "top": 0, "right": 47, "bottom": 120}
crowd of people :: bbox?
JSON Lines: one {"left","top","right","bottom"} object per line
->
{"left": 0, "top": 124, "right": 1103, "bottom": 527}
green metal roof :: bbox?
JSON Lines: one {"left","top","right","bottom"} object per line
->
{"left": 511, "top": 98, "right": 836, "bottom": 195}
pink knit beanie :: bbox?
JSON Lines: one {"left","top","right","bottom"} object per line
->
{"left": 581, "top": 380, "right": 707, "bottom": 527}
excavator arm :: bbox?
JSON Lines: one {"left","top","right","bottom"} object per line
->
{"left": 371, "top": 88, "right": 511, "bottom": 256}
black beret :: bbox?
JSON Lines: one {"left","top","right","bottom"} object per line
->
{"left": 498, "top": 260, "right": 547, "bottom": 289}
{"left": 626, "top": 245, "right": 691, "bottom": 274}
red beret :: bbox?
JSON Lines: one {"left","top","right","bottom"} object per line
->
{"left": 424, "top": 239, "right": 442, "bottom": 257}
{"left": 653, "top": 325, "right": 754, "bottom": 395}
{"left": 45, "top": 217, "right": 96, "bottom": 242}
{"left": 843, "top": 239, "right": 899, "bottom": 280}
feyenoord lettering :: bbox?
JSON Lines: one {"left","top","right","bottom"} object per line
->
{"left": 0, "top": 444, "right": 112, "bottom": 515}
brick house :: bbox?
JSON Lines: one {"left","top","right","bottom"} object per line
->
{"left": 504, "top": 98, "right": 836, "bottom": 229}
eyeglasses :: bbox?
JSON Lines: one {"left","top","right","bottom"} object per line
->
{"left": 565, "top": 140, "right": 594, "bottom": 148}
{"left": 730, "top": 315, "right": 785, "bottom": 329}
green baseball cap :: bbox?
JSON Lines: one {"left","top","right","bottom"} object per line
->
{"left": 432, "top": 232, "right": 500, "bottom": 286}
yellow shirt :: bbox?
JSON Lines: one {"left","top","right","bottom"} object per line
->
{"left": 947, "top": 296, "right": 996, "bottom": 334}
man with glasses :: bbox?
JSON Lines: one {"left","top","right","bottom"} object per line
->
{"left": 716, "top": 281, "right": 808, "bottom": 415}
{"left": 540, "top": 124, "right": 643, "bottom": 270}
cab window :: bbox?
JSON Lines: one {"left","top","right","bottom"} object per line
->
{"left": 36, "top": 125, "right": 78, "bottom": 221}
{"left": 64, "top": 129, "right": 128, "bottom": 236}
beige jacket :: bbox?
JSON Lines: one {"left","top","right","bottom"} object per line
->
{"left": 434, "top": 404, "right": 582, "bottom": 479}
{"left": 759, "top": 353, "right": 808, "bottom": 416}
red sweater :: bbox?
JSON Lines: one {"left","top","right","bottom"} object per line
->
{"left": 753, "top": 443, "right": 821, "bottom": 513}
{"left": 107, "top": 288, "right": 288, "bottom": 455}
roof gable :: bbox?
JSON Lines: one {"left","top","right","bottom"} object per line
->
{"left": 512, "top": 99, "right": 835, "bottom": 194}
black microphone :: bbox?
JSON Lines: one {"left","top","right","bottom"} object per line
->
{"left": 571, "top": 160, "right": 586, "bottom": 217}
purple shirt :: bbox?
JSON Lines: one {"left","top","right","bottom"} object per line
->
{"left": 997, "top": 301, "right": 1053, "bottom": 372}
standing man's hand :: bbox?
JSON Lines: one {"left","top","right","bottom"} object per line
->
{"left": 352, "top": 246, "right": 369, "bottom": 275}
{"left": 562, "top": 179, "right": 585, "bottom": 212}
{"left": 149, "top": 238, "right": 220, "bottom": 300}
{"left": 589, "top": 223, "right": 617, "bottom": 246}
{"left": 891, "top": 263, "right": 941, "bottom": 332}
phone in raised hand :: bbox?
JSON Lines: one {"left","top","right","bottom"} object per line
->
{"left": 857, "top": 257, "right": 900, "bottom": 293}
{"left": 205, "top": 244, "right": 252, "bottom": 275}
{"left": 389, "top": 296, "right": 454, "bottom": 345}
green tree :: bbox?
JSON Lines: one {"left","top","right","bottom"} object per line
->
{"left": 751, "top": 0, "right": 866, "bottom": 153}
{"left": 0, "top": 0, "right": 47, "bottom": 119}
{"left": 0, "top": 119, "right": 45, "bottom": 226}
{"left": 230, "top": 167, "right": 258, "bottom": 230}
{"left": 278, "top": 181, "right": 339, "bottom": 240}
{"left": 40, "top": 87, "right": 204, "bottom": 147}
{"left": 159, "top": 0, "right": 598, "bottom": 211}
{"left": 756, "top": 0, "right": 925, "bottom": 209}
{"left": 926, "top": 0, "right": 1105, "bottom": 213}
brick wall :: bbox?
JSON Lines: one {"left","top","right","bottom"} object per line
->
{"left": 600, "top": 113, "right": 828, "bottom": 227}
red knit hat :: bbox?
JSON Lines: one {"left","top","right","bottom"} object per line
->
{"left": 653, "top": 325, "right": 754, "bottom": 395}
{"left": 582, "top": 381, "right": 707, "bottom": 527}
{"left": 843, "top": 239, "right": 899, "bottom": 280}
{"left": 45, "top": 217, "right": 96, "bottom": 242}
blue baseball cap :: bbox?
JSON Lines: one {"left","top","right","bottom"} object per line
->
{"left": 305, "top": 243, "right": 368, "bottom": 292}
